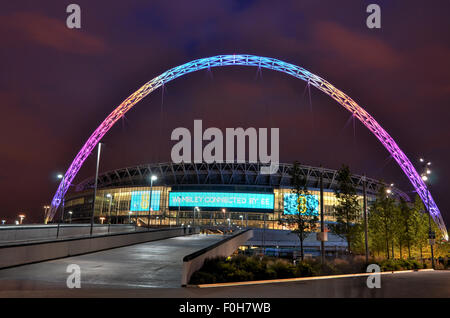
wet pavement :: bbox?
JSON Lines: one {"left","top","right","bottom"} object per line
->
{"left": 0, "top": 234, "right": 223, "bottom": 290}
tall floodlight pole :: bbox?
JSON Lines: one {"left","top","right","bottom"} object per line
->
{"left": 90, "top": 143, "right": 102, "bottom": 236}
{"left": 194, "top": 207, "right": 200, "bottom": 229}
{"left": 193, "top": 206, "right": 197, "bottom": 227}
{"left": 106, "top": 193, "right": 112, "bottom": 233}
{"left": 363, "top": 175, "right": 369, "bottom": 263}
{"left": 147, "top": 175, "right": 157, "bottom": 230}
{"left": 386, "top": 184, "right": 395, "bottom": 258}
{"left": 43, "top": 206, "right": 50, "bottom": 224}
{"left": 420, "top": 158, "right": 435, "bottom": 269}
{"left": 263, "top": 213, "right": 266, "bottom": 256}
{"left": 319, "top": 167, "right": 325, "bottom": 264}
{"left": 427, "top": 189, "right": 435, "bottom": 269}
{"left": 56, "top": 174, "right": 65, "bottom": 238}
{"left": 177, "top": 195, "right": 181, "bottom": 226}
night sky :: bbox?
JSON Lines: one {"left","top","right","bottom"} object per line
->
{"left": 1, "top": 1, "right": 449, "bottom": 225}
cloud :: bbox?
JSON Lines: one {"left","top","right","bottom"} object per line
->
{"left": 313, "top": 21, "right": 402, "bottom": 71}
{"left": 0, "top": 12, "right": 106, "bottom": 55}
{"left": 0, "top": 91, "right": 68, "bottom": 165}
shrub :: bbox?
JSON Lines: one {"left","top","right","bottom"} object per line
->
{"left": 225, "top": 268, "right": 254, "bottom": 282}
{"left": 189, "top": 271, "right": 217, "bottom": 284}
{"left": 332, "top": 258, "right": 353, "bottom": 273}
{"left": 268, "top": 260, "right": 296, "bottom": 279}
{"left": 241, "top": 256, "right": 267, "bottom": 280}
{"left": 188, "top": 254, "right": 434, "bottom": 285}
{"left": 316, "top": 262, "right": 339, "bottom": 275}
{"left": 295, "top": 261, "right": 315, "bottom": 277}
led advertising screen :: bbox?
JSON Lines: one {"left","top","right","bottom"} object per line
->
{"left": 283, "top": 193, "right": 319, "bottom": 215}
{"left": 168, "top": 192, "right": 274, "bottom": 210}
{"left": 130, "top": 190, "right": 161, "bottom": 212}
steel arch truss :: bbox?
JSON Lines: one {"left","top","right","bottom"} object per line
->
{"left": 47, "top": 54, "right": 448, "bottom": 240}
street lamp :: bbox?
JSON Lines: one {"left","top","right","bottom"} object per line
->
{"left": 222, "top": 208, "right": 226, "bottom": 226}
{"left": 239, "top": 215, "right": 244, "bottom": 228}
{"left": 420, "top": 157, "right": 435, "bottom": 269}
{"left": 18, "top": 214, "right": 25, "bottom": 225}
{"left": 128, "top": 211, "right": 132, "bottom": 224}
{"left": 194, "top": 206, "right": 200, "bottom": 227}
{"left": 227, "top": 218, "right": 231, "bottom": 229}
{"left": 106, "top": 193, "right": 112, "bottom": 232}
{"left": 385, "top": 184, "right": 395, "bottom": 258}
{"left": 177, "top": 195, "right": 181, "bottom": 226}
{"left": 68, "top": 211, "right": 73, "bottom": 224}
{"left": 56, "top": 173, "right": 66, "bottom": 238}
{"left": 43, "top": 205, "right": 50, "bottom": 223}
{"left": 147, "top": 175, "right": 157, "bottom": 229}
{"left": 99, "top": 216, "right": 105, "bottom": 224}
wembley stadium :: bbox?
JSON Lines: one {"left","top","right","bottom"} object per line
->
{"left": 62, "top": 161, "right": 408, "bottom": 231}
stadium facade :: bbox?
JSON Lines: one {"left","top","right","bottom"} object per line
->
{"left": 63, "top": 162, "right": 409, "bottom": 231}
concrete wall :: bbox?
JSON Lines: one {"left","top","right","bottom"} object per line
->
{"left": 0, "top": 224, "right": 140, "bottom": 243}
{"left": 0, "top": 226, "right": 199, "bottom": 269}
{"left": 181, "top": 229, "right": 253, "bottom": 286}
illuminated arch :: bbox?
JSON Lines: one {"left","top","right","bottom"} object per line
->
{"left": 47, "top": 54, "right": 448, "bottom": 240}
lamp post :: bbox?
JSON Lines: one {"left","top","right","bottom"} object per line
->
{"left": 18, "top": 214, "right": 25, "bottom": 225}
{"left": 68, "top": 211, "right": 73, "bottom": 224}
{"left": 221, "top": 208, "right": 226, "bottom": 228}
{"left": 386, "top": 183, "right": 395, "bottom": 258}
{"left": 99, "top": 216, "right": 105, "bottom": 224}
{"left": 362, "top": 175, "right": 369, "bottom": 263}
{"left": 240, "top": 215, "right": 243, "bottom": 228}
{"left": 194, "top": 207, "right": 200, "bottom": 228}
{"left": 148, "top": 175, "right": 157, "bottom": 230}
{"left": 128, "top": 211, "right": 132, "bottom": 224}
{"left": 90, "top": 143, "right": 103, "bottom": 236}
{"left": 43, "top": 205, "right": 50, "bottom": 223}
{"left": 420, "top": 158, "right": 435, "bottom": 269}
{"left": 177, "top": 195, "right": 181, "bottom": 227}
{"left": 106, "top": 194, "right": 112, "bottom": 222}
{"left": 56, "top": 173, "right": 65, "bottom": 238}
{"left": 106, "top": 193, "right": 112, "bottom": 233}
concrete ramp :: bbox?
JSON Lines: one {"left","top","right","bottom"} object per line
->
{"left": 0, "top": 234, "right": 224, "bottom": 289}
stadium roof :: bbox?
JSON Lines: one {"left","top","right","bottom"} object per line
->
{"left": 75, "top": 162, "right": 409, "bottom": 201}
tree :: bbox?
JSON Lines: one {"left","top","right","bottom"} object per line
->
{"left": 397, "top": 198, "right": 415, "bottom": 259}
{"left": 368, "top": 185, "right": 396, "bottom": 258}
{"left": 409, "top": 195, "right": 429, "bottom": 260}
{"left": 282, "top": 161, "right": 319, "bottom": 261}
{"left": 328, "top": 165, "right": 361, "bottom": 254}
